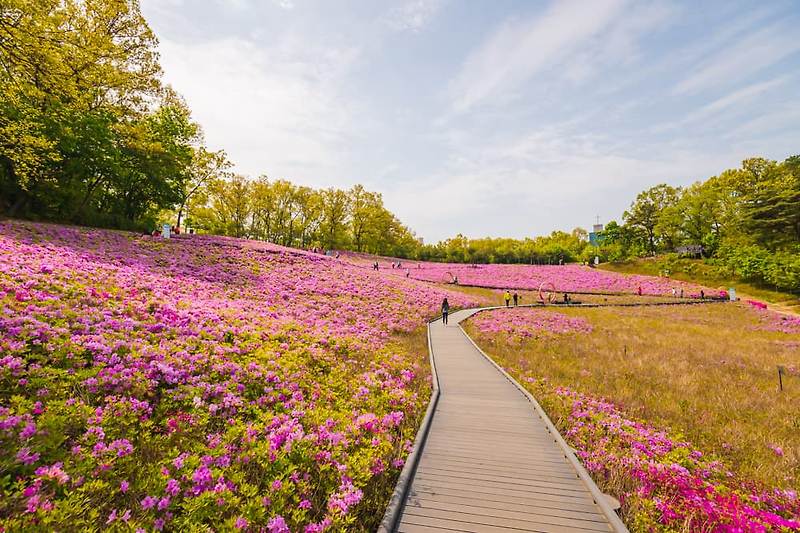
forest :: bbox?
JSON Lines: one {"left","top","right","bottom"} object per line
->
{"left": 1, "top": 1, "right": 798, "bottom": 290}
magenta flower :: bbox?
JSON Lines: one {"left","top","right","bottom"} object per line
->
{"left": 140, "top": 496, "right": 157, "bottom": 510}
{"left": 16, "top": 447, "right": 39, "bottom": 466}
{"left": 268, "top": 515, "right": 289, "bottom": 533}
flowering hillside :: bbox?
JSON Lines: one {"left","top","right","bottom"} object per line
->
{"left": 341, "top": 253, "right": 711, "bottom": 296}
{"left": 470, "top": 308, "right": 593, "bottom": 338}
{"left": 0, "top": 221, "right": 479, "bottom": 532}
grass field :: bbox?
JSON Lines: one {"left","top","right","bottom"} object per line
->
{"left": 464, "top": 302, "right": 800, "bottom": 530}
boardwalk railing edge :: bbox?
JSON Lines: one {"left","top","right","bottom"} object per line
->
{"left": 377, "top": 317, "right": 441, "bottom": 533}
{"left": 457, "top": 310, "right": 631, "bottom": 533}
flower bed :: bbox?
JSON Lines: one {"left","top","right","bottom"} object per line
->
{"left": 526, "top": 382, "right": 800, "bottom": 531}
{"left": 470, "top": 308, "right": 593, "bottom": 338}
{"left": 0, "top": 222, "right": 480, "bottom": 531}
{"left": 340, "top": 253, "right": 709, "bottom": 296}
{"left": 752, "top": 308, "right": 800, "bottom": 334}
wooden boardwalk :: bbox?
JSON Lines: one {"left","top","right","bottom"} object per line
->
{"left": 392, "top": 309, "right": 627, "bottom": 533}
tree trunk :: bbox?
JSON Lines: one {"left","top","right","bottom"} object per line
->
{"left": 7, "top": 193, "right": 27, "bottom": 217}
{"left": 176, "top": 200, "right": 186, "bottom": 230}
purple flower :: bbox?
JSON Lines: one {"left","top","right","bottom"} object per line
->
{"left": 19, "top": 422, "right": 36, "bottom": 439}
{"left": 16, "top": 447, "right": 40, "bottom": 465}
{"left": 165, "top": 478, "right": 180, "bottom": 496}
{"left": 268, "top": 515, "right": 289, "bottom": 533}
{"left": 141, "top": 495, "right": 157, "bottom": 510}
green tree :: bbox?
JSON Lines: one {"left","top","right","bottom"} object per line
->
{"left": 320, "top": 188, "right": 349, "bottom": 249}
{"left": 623, "top": 184, "right": 681, "bottom": 254}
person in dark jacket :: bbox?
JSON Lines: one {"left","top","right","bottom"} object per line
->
{"left": 441, "top": 298, "right": 450, "bottom": 325}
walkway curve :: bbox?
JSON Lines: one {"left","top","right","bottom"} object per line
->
{"left": 380, "top": 308, "right": 629, "bottom": 533}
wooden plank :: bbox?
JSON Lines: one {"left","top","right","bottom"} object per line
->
{"left": 404, "top": 500, "right": 613, "bottom": 531}
{"left": 417, "top": 453, "right": 577, "bottom": 472}
{"left": 411, "top": 476, "right": 598, "bottom": 504}
{"left": 407, "top": 492, "right": 605, "bottom": 521}
{"left": 400, "top": 512, "right": 608, "bottom": 533}
{"left": 418, "top": 464, "right": 584, "bottom": 484}
{"left": 407, "top": 485, "right": 602, "bottom": 514}
{"left": 414, "top": 470, "right": 585, "bottom": 496}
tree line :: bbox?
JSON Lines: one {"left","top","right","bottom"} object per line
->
{"left": 0, "top": 1, "right": 419, "bottom": 257}
{"left": 415, "top": 156, "right": 799, "bottom": 292}
{"left": 0, "top": 0, "right": 224, "bottom": 230}
{"left": 600, "top": 156, "right": 800, "bottom": 292}
{"left": 188, "top": 178, "right": 420, "bottom": 257}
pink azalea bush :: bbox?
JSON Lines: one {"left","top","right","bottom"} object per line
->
{"left": 470, "top": 308, "right": 592, "bottom": 339}
{"left": 0, "top": 221, "right": 479, "bottom": 531}
{"left": 528, "top": 383, "right": 800, "bottom": 532}
{"left": 752, "top": 308, "right": 800, "bottom": 334}
{"left": 341, "top": 252, "right": 707, "bottom": 296}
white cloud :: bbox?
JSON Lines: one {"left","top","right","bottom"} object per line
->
{"left": 447, "top": 0, "right": 629, "bottom": 113}
{"left": 384, "top": 0, "right": 445, "bottom": 32}
{"left": 157, "top": 35, "right": 360, "bottom": 184}
{"left": 673, "top": 23, "right": 800, "bottom": 95}
{"left": 652, "top": 76, "right": 788, "bottom": 135}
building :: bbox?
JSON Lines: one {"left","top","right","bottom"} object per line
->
{"left": 589, "top": 222, "right": 604, "bottom": 246}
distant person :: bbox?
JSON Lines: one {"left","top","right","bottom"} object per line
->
{"left": 504, "top": 291, "right": 511, "bottom": 307}
{"left": 563, "top": 292, "right": 570, "bottom": 304}
{"left": 336, "top": 252, "right": 340, "bottom": 259}
{"left": 151, "top": 228, "right": 159, "bottom": 237}
{"left": 637, "top": 286, "right": 642, "bottom": 296}
{"left": 453, "top": 276, "right": 458, "bottom": 285}
{"left": 671, "top": 287, "right": 677, "bottom": 297}
{"left": 700, "top": 290, "right": 705, "bottom": 299}
{"left": 513, "top": 292, "right": 519, "bottom": 306}
{"left": 680, "top": 288, "right": 684, "bottom": 298}
{"left": 406, "top": 268, "right": 410, "bottom": 278}
{"left": 441, "top": 298, "right": 450, "bottom": 325}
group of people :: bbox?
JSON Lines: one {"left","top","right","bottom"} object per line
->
{"left": 503, "top": 291, "right": 520, "bottom": 307}
{"left": 148, "top": 225, "right": 184, "bottom": 237}
{"left": 309, "top": 247, "right": 339, "bottom": 259}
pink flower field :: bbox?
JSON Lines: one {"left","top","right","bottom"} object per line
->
{"left": 0, "top": 221, "right": 479, "bottom": 531}
{"left": 471, "top": 308, "right": 593, "bottom": 338}
{"left": 540, "top": 384, "right": 800, "bottom": 532}
{"left": 342, "top": 252, "right": 711, "bottom": 296}
{"left": 753, "top": 308, "right": 800, "bottom": 334}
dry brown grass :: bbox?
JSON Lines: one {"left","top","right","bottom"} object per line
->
{"left": 464, "top": 302, "right": 800, "bottom": 489}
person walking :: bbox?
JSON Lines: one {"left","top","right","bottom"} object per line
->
{"left": 637, "top": 285, "right": 643, "bottom": 296}
{"left": 513, "top": 292, "right": 519, "bottom": 306}
{"left": 504, "top": 291, "right": 511, "bottom": 307}
{"left": 441, "top": 297, "right": 450, "bottom": 325}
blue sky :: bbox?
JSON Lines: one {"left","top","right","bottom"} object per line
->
{"left": 141, "top": 0, "right": 800, "bottom": 242}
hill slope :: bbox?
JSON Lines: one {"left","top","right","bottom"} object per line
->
{"left": 0, "top": 221, "right": 479, "bottom": 531}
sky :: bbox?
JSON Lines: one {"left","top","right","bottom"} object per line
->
{"left": 140, "top": 0, "right": 800, "bottom": 243}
